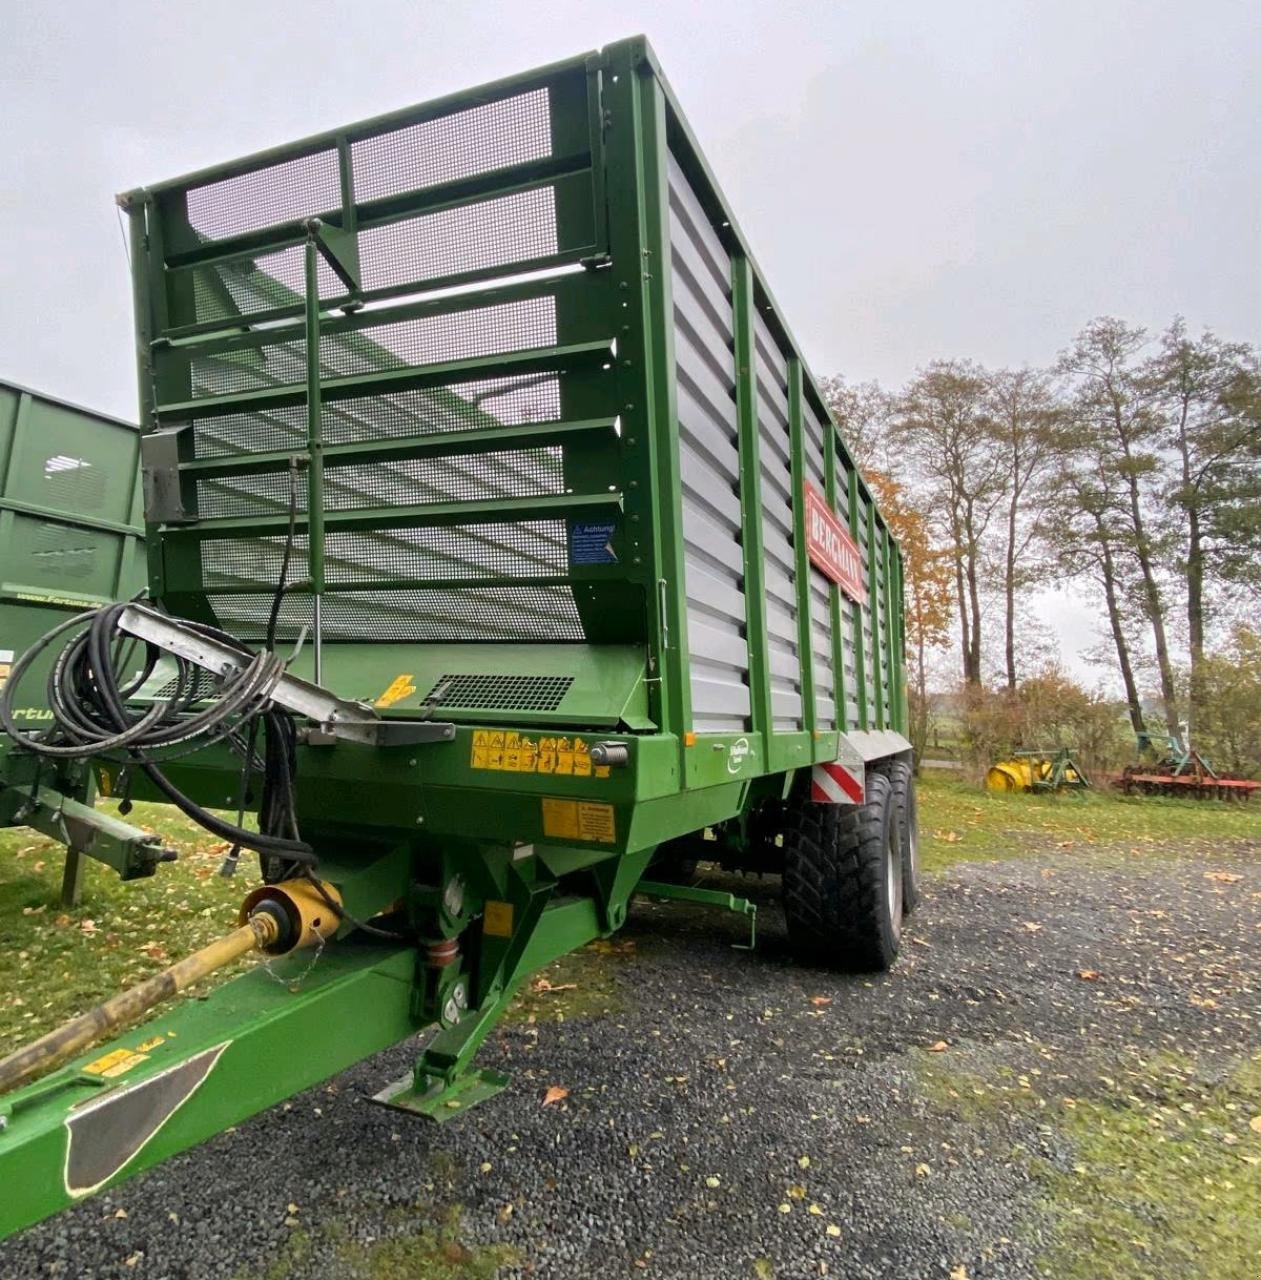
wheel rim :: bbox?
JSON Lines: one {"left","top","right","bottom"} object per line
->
{"left": 885, "top": 822, "right": 903, "bottom": 938}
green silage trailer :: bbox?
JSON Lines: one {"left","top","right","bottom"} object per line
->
{"left": 0, "top": 381, "right": 165, "bottom": 903}
{"left": 0, "top": 37, "right": 915, "bottom": 1236}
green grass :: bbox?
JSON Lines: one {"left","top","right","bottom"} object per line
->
{"left": 0, "top": 800, "right": 246, "bottom": 1050}
{"left": 916, "top": 1045, "right": 1261, "bottom": 1280}
{"left": 917, "top": 770, "right": 1260, "bottom": 873}
{"left": 1039, "top": 1053, "right": 1261, "bottom": 1280}
{"left": 504, "top": 936, "right": 631, "bottom": 1024}
{"left": 234, "top": 1204, "right": 518, "bottom": 1280}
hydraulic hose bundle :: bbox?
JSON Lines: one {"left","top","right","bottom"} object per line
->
{"left": 0, "top": 601, "right": 314, "bottom": 868}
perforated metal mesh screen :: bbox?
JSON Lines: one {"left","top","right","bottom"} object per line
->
{"left": 349, "top": 90, "right": 552, "bottom": 202}
{"left": 358, "top": 187, "right": 558, "bottom": 291}
{"left": 151, "top": 66, "right": 611, "bottom": 650}
{"left": 196, "top": 447, "right": 564, "bottom": 520}
{"left": 191, "top": 374, "right": 562, "bottom": 458}
{"left": 426, "top": 673, "right": 573, "bottom": 711}
{"left": 208, "top": 586, "right": 584, "bottom": 643}
{"left": 182, "top": 88, "right": 551, "bottom": 247}
{"left": 185, "top": 149, "right": 342, "bottom": 242}
{"left": 202, "top": 521, "right": 568, "bottom": 588}
{"left": 188, "top": 298, "right": 558, "bottom": 400}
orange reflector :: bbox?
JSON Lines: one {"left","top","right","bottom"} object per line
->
{"left": 684, "top": 732, "right": 697, "bottom": 747}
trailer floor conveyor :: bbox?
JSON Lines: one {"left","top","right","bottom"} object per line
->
{"left": 0, "top": 36, "right": 916, "bottom": 1238}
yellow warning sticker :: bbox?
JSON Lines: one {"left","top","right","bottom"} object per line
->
{"left": 471, "top": 731, "right": 610, "bottom": 778}
{"left": 82, "top": 1048, "right": 149, "bottom": 1079}
{"left": 484, "top": 900, "right": 514, "bottom": 937}
{"left": 541, "top": 798, "right": 617, "bottom": 844}
{"left": 374, "top": 674, "right": 417, "bottom": 709}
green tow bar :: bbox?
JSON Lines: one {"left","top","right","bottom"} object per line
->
{"left": 635, "top": 879, "right": 757, "bottom": 951}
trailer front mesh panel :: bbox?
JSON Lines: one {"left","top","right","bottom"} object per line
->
{"left": 127, "top": 42, "right": 904, "bottom": 749}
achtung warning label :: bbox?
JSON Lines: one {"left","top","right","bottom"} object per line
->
{"left": 471, "top": 731, "right": 611, "bottom": 778}
{"left": 541, "top": 798, "right": 616, "bottom": 844}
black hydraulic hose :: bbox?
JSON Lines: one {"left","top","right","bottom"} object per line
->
{"left": 0, "top": 604, "right": 314, "bottom": 862}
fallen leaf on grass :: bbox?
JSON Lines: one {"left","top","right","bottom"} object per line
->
{"left": 1249, "top": 1115, "right": 1261, "bottom": 1134}
{"left": 950, "top": 1268, "right": 970, "bottom": 1280}
{"left": 589, "top": 939, "right": 636, "bottom": 956}
{"left": 809, "top": 996, "right": 832, "bottom": 1007}
{"left": 532, "top": 977, "right": 577, "bottom": 995}
{"left": 1022, "top": 921, "right": 1042, "bottom": 933}
{"left": 927, "top": 1041, "right": 949, "bottom": 1052}
{"left": 935, "top": 830, "right": 962, "bottom": 843}
{"left": 1076, "top": 969, "right": 1102, "bottom": 981}
{"left": 1205, "top": 871, "right": 1243, "bottom": 884}
{"left": 542, "top": 1085, "right": 569, "bottom": 1106}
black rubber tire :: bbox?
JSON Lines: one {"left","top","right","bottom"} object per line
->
{"left": 651, "top": 854, "right": 699, "bottom": 885}
{"left": 782, "top": 770, "right": 903, "bottom": 972}
{"left": 880, "top": 758, "right": 921, "bottom": 915}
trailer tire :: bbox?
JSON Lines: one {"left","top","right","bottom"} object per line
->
{"left": 879, "top": 758, "right": 921, "bottom": 915}
{"left": 782, "top": 770, "right": 903, "bottom": 972}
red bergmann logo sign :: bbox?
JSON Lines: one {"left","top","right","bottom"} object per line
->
{"left": 803, "top": 481, "right": 868, "bottom": 603}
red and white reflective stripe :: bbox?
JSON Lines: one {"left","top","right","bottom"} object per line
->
{"left": 810, "top": 760, "right": 865, "bottom": 806}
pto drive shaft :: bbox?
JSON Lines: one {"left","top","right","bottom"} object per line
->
{"left": 0, "top": 878, "right": 340, "bottom": 1095}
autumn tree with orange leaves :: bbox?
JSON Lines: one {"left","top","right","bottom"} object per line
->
{"left": 864, "top": 471, "right": 954, "bottom": 761}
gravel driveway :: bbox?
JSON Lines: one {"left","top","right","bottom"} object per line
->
{"left": 3, "top": 833, "right": 1258, "bottom": 1280}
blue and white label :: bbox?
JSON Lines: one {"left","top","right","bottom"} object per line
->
{"left": 569, "top": 521, "right": 618, "bottom": 565}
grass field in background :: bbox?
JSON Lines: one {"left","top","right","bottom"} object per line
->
{"left": 916, "top": 768, "right": 1260, "bottom": 872}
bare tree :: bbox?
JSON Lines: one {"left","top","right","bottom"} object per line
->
{"left": 892, "top": 361, "right": 1006, "bottom": 685}
{"left": 1058, "top": 319, "right": 1180, "bottom": 737}
{"left": 819, "top": 375, "right": 893, "bottom": 472}
{"left": 1145, "top": 320, "right": 1260, "bottom": 718}
{"left": 986, "top": 368, "right": 1058, "bottom": 690}
{"left": 1045, "top": 455, "right": 1148, "bottom": 735}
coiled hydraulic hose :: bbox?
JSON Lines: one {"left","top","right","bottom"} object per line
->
{"left": 0, "top": 602, "right": 313, "bottom": 864}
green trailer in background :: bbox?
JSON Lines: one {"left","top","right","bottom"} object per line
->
{"left": 0, "top": 381, "right": 168, "bottom": 904}
{"left": 0, "top": 37, "right": 915, "bottom": 1237}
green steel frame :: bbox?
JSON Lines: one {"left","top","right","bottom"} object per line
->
{"left": 0, "top": 37, "right": 908, "bottom": 1238}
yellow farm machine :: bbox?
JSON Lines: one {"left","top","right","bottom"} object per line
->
{"left": 986, "top": 748, "right": 1090, "bottom": 794}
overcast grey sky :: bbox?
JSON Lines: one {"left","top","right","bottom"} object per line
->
{"left": 3, "top": 0, "right": 1256, "bottom": 679}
